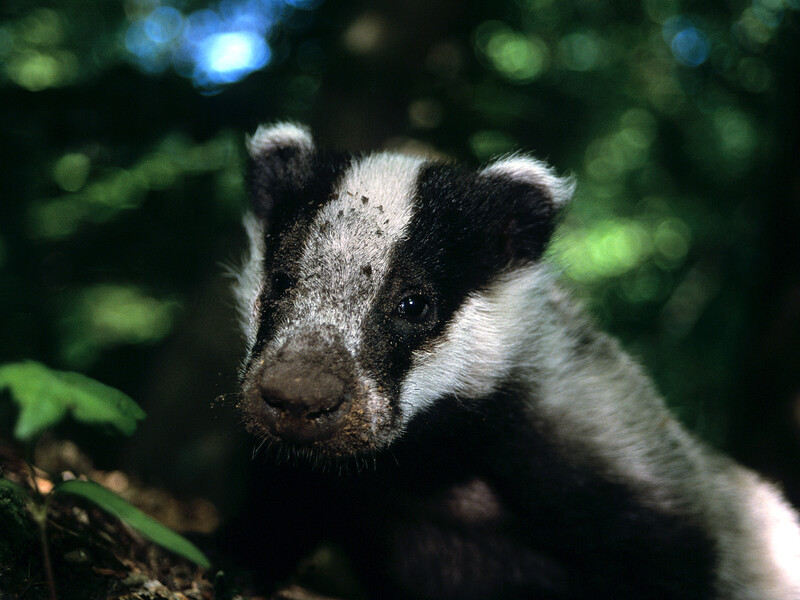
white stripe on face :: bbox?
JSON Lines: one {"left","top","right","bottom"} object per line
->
{"left": 271, "top": 152, "right": 425, "bottom": 356}
{"left": 398, "top": 266, "right": 547, "bottom": 423}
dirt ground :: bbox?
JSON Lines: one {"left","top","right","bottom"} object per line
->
{"left": 0, "top": 438, "right": 345, "bottom": 600}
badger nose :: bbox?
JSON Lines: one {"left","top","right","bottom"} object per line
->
{"left": 259, "top": 361, "right": 350, "bottom": 443}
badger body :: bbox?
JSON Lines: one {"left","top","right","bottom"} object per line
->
{"left": 233, "top": 123, "right": 800, "bottom": 600}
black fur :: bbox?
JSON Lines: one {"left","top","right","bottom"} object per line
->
{"left": 359, "top": 162, "right": 559, "bottom": 402}
{"left": 226, "top": 386, "right": 716, "bottom": 599}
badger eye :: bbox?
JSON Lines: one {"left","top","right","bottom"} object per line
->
{"left": 396, "top": 295, "right": 432, "bottom": 323}
{"left": 271, "top": 271, "right": 295, "bottom": 297}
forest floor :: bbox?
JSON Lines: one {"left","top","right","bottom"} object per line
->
{"left": 0, "top": 438, "right": 343, "bottom": 600}
{"left": 0, "top": 437, "right": 220, "bottom": 600}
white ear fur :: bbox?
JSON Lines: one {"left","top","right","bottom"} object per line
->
{"left": 246, "top": 122, "right": 314, "bottom": 159}
{"left": 481, "top": 154, "right": 576, "bottom": 209}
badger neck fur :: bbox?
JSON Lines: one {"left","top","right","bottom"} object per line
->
{"left": 233, "top": 122, "right": 800, "bottom": 600}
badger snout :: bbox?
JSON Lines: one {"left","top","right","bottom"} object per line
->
{"left": 258, "top": 361, "right": 351, "bottom": 443}
{"left": 243, "top": 328, "right": 395, "bottom": 456}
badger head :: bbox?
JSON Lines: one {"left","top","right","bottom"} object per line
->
{"left": 235, "top": 123, "right": 573, "bottom": 461}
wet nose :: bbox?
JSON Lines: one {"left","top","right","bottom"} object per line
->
{"left": 259, "top": 361, "right": 351, "bottom": 443}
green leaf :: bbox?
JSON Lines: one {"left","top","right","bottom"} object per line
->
{"left": 54, "top": 479, "right": 210, "bottom": 568}
{"left": 0, "top": 361, "right": 146, "bottom": 441}
{"left": 0, "top": 478, "right": 29, "bottom": 501}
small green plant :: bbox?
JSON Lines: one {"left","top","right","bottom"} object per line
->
{"left": 0, "top": 361, "right": 210, "bottom": 600}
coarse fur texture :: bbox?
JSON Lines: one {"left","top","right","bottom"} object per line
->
{"left": 230, "top": 122, "right": 800, "bottom": 600}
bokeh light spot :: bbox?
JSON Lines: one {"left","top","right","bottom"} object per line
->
{"left": 670, "top": 26, "right": 709, "bottom": 66}
{"left": 475, "top": 21, "right": 549, "bottom": 83}
{"left": 60, "top": 284, "right": 180, "bottom": 367}
{"left": 621, "top": 265, "right": 667, "bottom": 303}
{"left": 123, "top": 0, "right": 315, "bottom": 90}
{"left": 343, "top": 13, "right": 387, "bottom": 55}
{"left": 198, "top": 31, "right": 270, "bottom": 83}
{"left": 558, "top": 32, "right": 603, "bottom": 71}
{"left": 469, "top": 130, "right": 516, "bottom": 160}
{"left": 736, "top": 57, "right": 772, "bottom": 93}
{"left": 487, "top": 31, "right": 548, "bottom": 82}
{"left": 28, "top": 200, "right": 82, "bottom": 240}
{"left": 20, "top": 9, "right": 64, "bottom": 46}
{"left": 713, "top": 108, "right": 757, "bottom": 162}
{"left": 7, "top": 52, "right": 75, "bottom": 91}
{"left": 654, "top": 218, "right": 691, "bottom": 263}
{"left": 556, "top": 219, "right": 658, "bottom": 283}
{"left": 53, "top": 153, "right": 91, "bottom": 192}
{"left": 143, "top": 6, "right": 184, "bottom": 44}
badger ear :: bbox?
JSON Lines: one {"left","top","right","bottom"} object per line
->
{"left": 480, "top": 154, "right": 575, "bottom": 210}
{"left": 246, "top": 122, "right": 315, "bottom": 220}
{"left": 478, "top": 155, "right": 575, "bottom": 261}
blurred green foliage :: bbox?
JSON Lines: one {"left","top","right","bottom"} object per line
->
{"left": 0, "top": 361, "right": 145, "bottom": 440}
{"left": 0, "top": 361, "right": 210, "bottom": 575}
{"left": 1, "top": 0, "right": 798, "bottom": 495}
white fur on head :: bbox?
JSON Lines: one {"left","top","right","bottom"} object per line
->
{"left": 246, "top": 122, "right": 314, "bottom": 158}
{"left": 269, "top": 152, "right": 424, "bottom": 356}
{"left": 481, "top": 154, "right": 576, "bottom": 209}
{"left": 261, "top": 153, "right": 425, "bottom": 435}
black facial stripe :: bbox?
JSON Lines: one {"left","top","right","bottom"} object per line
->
{"left": 359, "top": 162, "right": 556, "bottom": 399}
{"left": 403, "top": 162, "right": 556, "bottom": 319}
{"left": 245, "top": 150, "right": 351, "bottom": 375}
{"left": 255, "top": 148, "right": 351, "bottom": 257}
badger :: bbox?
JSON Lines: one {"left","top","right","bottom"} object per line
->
{"left": 231, "top": 122, "right": 800, "bottom": 600}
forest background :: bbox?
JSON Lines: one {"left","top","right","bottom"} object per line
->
{"left": 1, "top": 0, "right": 799, "bottom": 518}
